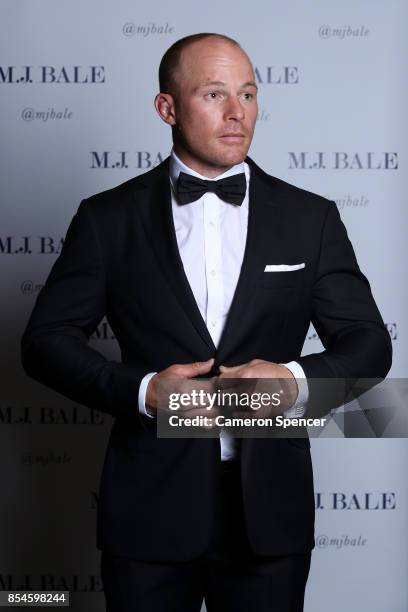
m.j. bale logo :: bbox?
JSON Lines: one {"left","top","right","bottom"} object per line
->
{"left": 289, "top": 151, "right": 398, "bottom": 170}
{"left": 0, "top": 65, "right": 105, "bottom": 84}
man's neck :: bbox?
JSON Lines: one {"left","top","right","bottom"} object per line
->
{"left": 172, "top": 147, "right": 237, "bottom": 179}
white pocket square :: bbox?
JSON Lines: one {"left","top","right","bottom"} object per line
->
{"left": 264, "top": 263, "right": 305, "bottom": 272}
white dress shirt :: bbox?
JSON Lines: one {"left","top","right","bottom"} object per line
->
{"left": 138, "top": 149, "right": 308, "bottom": 460}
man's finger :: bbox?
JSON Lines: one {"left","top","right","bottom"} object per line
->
{"left": 218, "top": 364, "right": 243, "bottom": 379}
{"left": 219, "top": 364, "right": 240, "bottom": 373}
{"left": 176, "top": 358, "right": 215, "bottom": 378}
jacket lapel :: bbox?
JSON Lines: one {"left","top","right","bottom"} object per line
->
{"left": 136, "top": 158, "right": 216, "bottom": 353}
{"left": 214, "top": 157, "right": 286, "bottom": 366}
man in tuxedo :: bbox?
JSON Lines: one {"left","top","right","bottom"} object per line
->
{"left": 21, "top": 33, "right": 391, "bottom": 611}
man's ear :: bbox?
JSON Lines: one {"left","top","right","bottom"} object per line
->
{"left": 154, "top": 93, "right": 176, "bottom": 126}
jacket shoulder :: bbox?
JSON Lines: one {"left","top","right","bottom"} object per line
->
{"left": 248, "top": 157, "right": 334, "bottom": 215}
{"left": 81, "top": 157, "right": 170, "bottom": 214}
{"left": 272, "top": 176, "right": 332, "bottom": 210}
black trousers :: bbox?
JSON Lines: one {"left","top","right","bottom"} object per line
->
{"left": 101, "top": 461, "right": 311, "bottom": 612}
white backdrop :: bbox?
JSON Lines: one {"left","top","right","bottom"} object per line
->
{"left": 1, "top": 1, "right": 407, "bottom": 610}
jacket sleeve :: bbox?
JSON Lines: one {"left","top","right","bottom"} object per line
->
{"left": 21, "top": 199, "right": 149, "bottom": 421}
{"left": 297, "top": 202, "right": 392, "bottom": 416}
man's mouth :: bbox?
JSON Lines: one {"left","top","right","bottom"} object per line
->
{"left": 219, "top": 134, "right": 245, "bottom": 141}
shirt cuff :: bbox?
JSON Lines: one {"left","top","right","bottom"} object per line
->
{"left": 138, "top": 372, "right": 157, "bottom": 418}
{"left": 280, "top": 361, "right": 309, "bottom": 418}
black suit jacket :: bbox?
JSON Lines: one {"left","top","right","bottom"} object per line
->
{"left": 21, "top": 157, "right": 391, "bottom": 561}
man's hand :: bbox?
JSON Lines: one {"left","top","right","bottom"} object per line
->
{"left": 145, "top": 358, "right": 218, "bottom": 423}
{"left": 218, "top": 359, "right": 299, "bottom": 417}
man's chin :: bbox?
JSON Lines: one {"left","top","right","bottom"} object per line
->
{"left": 212, "top": 147, "right": 249, "bottom": 168}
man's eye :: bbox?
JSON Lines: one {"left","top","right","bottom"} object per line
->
{"left": 206, "top": 92, "right": 219, "bottom": 99}
{"left": 242, "top": 93, "right": 253, "bottom": 100}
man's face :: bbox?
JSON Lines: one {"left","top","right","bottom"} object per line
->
{"left": 164, "top": 39, "right": 258, "bottom": 177}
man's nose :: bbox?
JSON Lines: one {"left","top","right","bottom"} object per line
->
{"left": 224, "top": 97, "right": 245, "bottom": 121}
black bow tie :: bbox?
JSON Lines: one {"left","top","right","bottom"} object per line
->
{"left": 176, "top": 171, "right": 246, "bottom": 206}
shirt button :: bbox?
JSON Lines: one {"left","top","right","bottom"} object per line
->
{"left": 210, "top": 269, "right": 216, "bottom": 276}
{"left": 209, "top": 221, "right": 215, "bottom": 227}
{"left": 211, "top": 321, "right": 217, "bottom": 327}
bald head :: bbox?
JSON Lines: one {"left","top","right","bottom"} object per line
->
{"left": 159, "top": 33, "right": 250, "bottom": 96}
